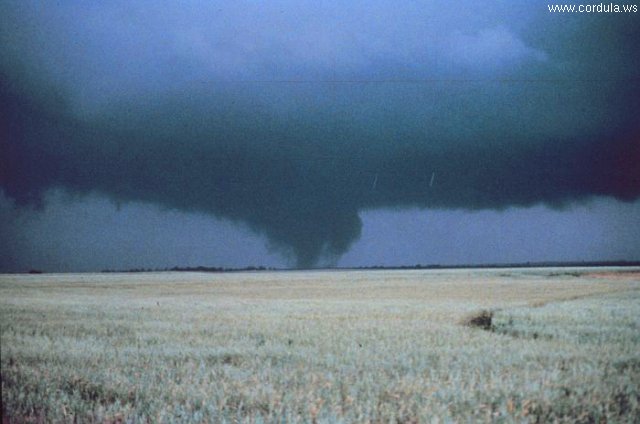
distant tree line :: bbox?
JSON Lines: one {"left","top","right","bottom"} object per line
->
{"left": 19, "top": 260, "right": 640, "bottom": 274}
{"left": 100, "top": 265, "right": 275, "bottom": 273}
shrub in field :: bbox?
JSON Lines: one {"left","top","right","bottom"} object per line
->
{"left": 462, "top": 309, "right": 494, "bottom": 330}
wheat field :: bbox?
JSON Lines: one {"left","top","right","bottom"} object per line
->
{"left": 1, "top": 268, "right": 639, "bottom": 423}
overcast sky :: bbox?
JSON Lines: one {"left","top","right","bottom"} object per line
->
{"left": 1, "top": 1, "right": 639, "bottom": 271}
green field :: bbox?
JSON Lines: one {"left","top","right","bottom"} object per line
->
{"left": 1, "top": 268, "right": 639, "bottom": 423}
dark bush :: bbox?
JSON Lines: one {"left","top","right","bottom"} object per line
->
{"left": 463, "top": 310, "right": 493, "bottom": 330}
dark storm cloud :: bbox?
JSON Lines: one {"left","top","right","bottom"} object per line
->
{"left": 1, "top": 1, "right": 639, "bottom": 267}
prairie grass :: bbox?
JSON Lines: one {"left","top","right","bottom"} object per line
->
{"left": 1, "top": 268, "right": 639, "bottom": 423}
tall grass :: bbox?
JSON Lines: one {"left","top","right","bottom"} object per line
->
{"left": 1, "top": 268, "right": 639, "bottom": 422}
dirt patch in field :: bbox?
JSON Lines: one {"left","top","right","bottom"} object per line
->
{"left": 60, "top": 376, "right": 135, "bottom": 406}
{"left": 585, "top": 271, "right": 640, "bottom": 280}
{"left": 204, "top": 353, "right": 245, "bottom": 367}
